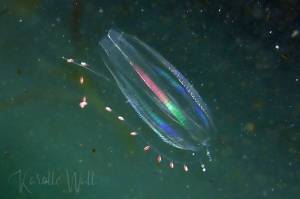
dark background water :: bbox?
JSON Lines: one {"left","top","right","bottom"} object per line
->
{"left": 1, "top": 0, "right": 299, "bottom": 198}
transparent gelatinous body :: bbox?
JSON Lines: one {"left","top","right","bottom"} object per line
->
{"left": 99, "top": 29, "right": 216, "bottom": 161}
